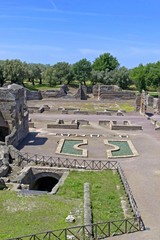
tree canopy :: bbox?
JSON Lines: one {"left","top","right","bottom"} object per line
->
{"left": 3, "top": 59, "right": 27, "bottom": 85}
{"left": 0, "top": 54, "right": 160, "bottom": 92}
{"left": 72, "top": 58, "right": 92, "bottom": 85}
{"left": 92, "top": 53, "right": 119, "bottom": 71}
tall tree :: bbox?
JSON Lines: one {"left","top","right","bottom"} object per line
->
{"left": 26, "top": 63, "right": 47, "bottom": 85}
{"left": 43, "top": 66, "right": 56, "bottom": 86}
{"left": 130, "top": 64, "right": 146, "bottom": 92}
{"left": 92, "top": 53, "right": 119, "bottom": 71}
{"left": 52, "top": 62, "right": 71, "bottom": 85}
{"left": 3, "top": 59, "right": 27, "bottom": 85}
{"left": 72, "top": 58, "right": 92, "bottom": 85}
{"left": 145, "top": 62, "right": 160, "bottom": 88}
{"left": 111, "top": 67, "right": 132, "bottom": 89}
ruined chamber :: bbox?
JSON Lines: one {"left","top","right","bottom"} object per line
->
{"left": 0, "top": 84, "right": 29, "bottom": 147}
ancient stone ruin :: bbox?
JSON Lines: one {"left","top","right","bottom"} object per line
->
{"left": 136, "top": 90, "right": 160, "bottom": 115}
{"left": 74, "top": 85, "right": 88, "bottom": 100}
{"left": 93, "top": 84, "right": 136, "bottom": 100}
{"left": 0, "top": 84, "right": 29, "bottom": 146}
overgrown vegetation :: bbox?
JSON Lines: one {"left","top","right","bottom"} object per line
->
{"left": 0, "top": 170, "right": 132, "bottom": 239}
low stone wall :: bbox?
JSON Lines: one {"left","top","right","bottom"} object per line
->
{"left": 111, "top": 124, "right": 142, "bottom": 131}
{"left": 99, "top": 120, "right": 142, "bottom": 130}
{"left": 96, "top": 111, "right": 112, "bottom": 115}
{"left": 99, "top": 92, "right": 135, "bottom": 100}
{"left": 74, "top": 110, "right": 89, "bottom": 115}
{"left": 93, "top": 84, "right": 136, "bottom": 99}
{"left": 47, "top": 123, "right": 78, "bottom": 129}
{"left": 28, "top": 107, "right": 39, "bottom": 113}
{"left": 25, "top": 89, "right": 42, "bottom": 100}
{"left": 99, "top": 120, "right": 111, "bottom": 126}
{"left": 28, "top": 105, "right": 50, "bottom": 114}
{"left": 77, "top": 120, "right": 89, "bottom": 125}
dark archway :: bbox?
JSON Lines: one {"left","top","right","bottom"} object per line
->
{"left": 0, "top": 126, "right": 9, "bottom": 142}
{"left": 0, "top": 111, "right": 10, "bottom": 142}
{"left": 31, "top": 176, "right": 59, "bottom": 192}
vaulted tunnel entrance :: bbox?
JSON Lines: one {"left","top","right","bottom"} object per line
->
{"left": 30, "top": 177, "right": 59, "bottom": 192}
{"left": 0, "top": 126, "right": 9, "bottom": 142}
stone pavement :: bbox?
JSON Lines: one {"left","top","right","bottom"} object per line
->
{"left": 19, "top": 111, "right": 160, "bottom": 240}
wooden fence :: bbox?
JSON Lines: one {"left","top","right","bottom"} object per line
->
{"left": 8, "top": 146, "right": 118, "bottom": 170}
{"left": 6, "top": 217, "right": 144, "bottom": 240}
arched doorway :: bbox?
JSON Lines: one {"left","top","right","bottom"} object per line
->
{"left": 30, "top": 176, "right": 59, "bottom": 192}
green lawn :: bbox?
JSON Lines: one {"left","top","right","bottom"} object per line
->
{"left": 61, "top": 140, "right": 83, "bottom": 155}
{"left": 1, "top": 170, "right": 132, "bottom": 239}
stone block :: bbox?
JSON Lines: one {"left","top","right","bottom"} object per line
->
{"left": 28, "top": 122, "right": 34, "bottom": 128}
{"left": 0, "top": 178, "right": 7, "bottom": 189}
{"left": 38, "top": 107, "right": 44, "bottom": 113}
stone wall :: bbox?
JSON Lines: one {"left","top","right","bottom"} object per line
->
{"left": 93, "top": 84, "right": 136, "bottom": 100}
{"left": 136, "top": 91, "right": 160, "bottom": 114}
{"left": 0, "top": 144, "right": 10, "bottom": 177}
{"left": 74, "top": 85, "right": 88, "bottom": 100}
{"left": 25, "top": 89, "right": 42, "bottom": 100}
{"left": 0, "top": 84, "right": 29, "bottom": 146}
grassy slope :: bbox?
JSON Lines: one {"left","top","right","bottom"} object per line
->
{"left": 0, "top": 170, "right": 132, "bottom": 239}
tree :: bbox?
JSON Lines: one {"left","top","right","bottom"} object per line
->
{"left": 43, "top": 66, "right": 56, "bottom": 87}
{"left": 92, "top": 53, "right": 119, "bottom": 71}
{"left": 52, "top": 62, "right": 71, "bottom": 85}
{"left": 130, "top": 64, "right": 146, "bottom": 92}
{"left": 91, "top": 70, "right": 103, "bottom": 85}
{"left": 145, "top": 62, "right": 160, "bottom": 88}
{"left": 111, "top": 67, "right": 132, "bottom": 89}
{"left": 26, "top": 63, "right": 47, "bottom": 85}
{"left": 72, "top": 58, "right": 92, "bottom": 85}
{"left": 3, "top": 59, "right": 27, "bottom": 85}
{"left": 0, "top": 61, "right": 5, "bottom": 86}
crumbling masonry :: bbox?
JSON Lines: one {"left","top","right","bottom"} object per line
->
{"left": 0, "top": 84, "right": 29, "bottom": 147}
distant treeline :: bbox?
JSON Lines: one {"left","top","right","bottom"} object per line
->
{"left": 0, "top": 52, "right": 160, "bottom": 92}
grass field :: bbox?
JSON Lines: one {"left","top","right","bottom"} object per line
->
{"left": 0, "top": 170, "right": 132, "bottom": 239}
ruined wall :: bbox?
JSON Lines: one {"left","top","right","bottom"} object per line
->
{"left": 0, "top": 84, "right": 29, "bottom": 146}
{"left": 93, "top": 84, "right": 136, "bottom": 99}
{"left": 25, "top": 89, "right": 42, "bottom": 100}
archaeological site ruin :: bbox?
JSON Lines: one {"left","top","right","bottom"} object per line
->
{"left": 1, "top": 83, "right": 160, "bottom": 240}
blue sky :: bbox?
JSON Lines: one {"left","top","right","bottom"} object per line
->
{"left": 0, "top": 0, "right": 160, "bottom": 68}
